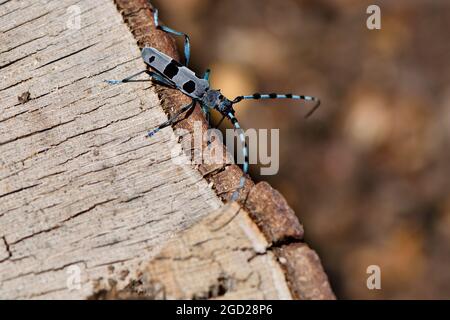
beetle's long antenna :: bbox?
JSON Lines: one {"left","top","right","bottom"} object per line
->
{"left": 227, "top": 112, "right": 248, "bottom": 202}
{"left": 233, "top": 93, "right": 320, "bottom": 118}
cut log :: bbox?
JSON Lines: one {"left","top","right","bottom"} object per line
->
{"left": 0, "top": 0, "right": 334, "bottom": 299}
{"left": 90, "top": 203, "right": 294, "bottom": 300}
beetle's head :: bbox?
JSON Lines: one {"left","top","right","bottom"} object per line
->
{"left": 202, "top": 89, "right": 234, "bottom": 116}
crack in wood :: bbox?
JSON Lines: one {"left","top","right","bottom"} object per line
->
{"left": 0, "top": 118, "right": 77, "bottom": 148}
{"left": 0, "top": 2, "right": 32, "bottom": 19}
{"left": 0, "top": 77, "right": 32, "bottom": 93}
{"left": 2, "top": 10, "right": 50, "bottom": 34}
{"left": 0, "top": 182, "right": 41, "bottom": 200}
{"left": 0, "top": 35, "right": 46, "bottom": 56}
{"left": 9, "top": 198, "right": 118, "bottom": 246}
{"left": 0, "top": 237, "right": 12, "bottom": 263}
{"left": 35, "top": 43, "right": 96, "bottom": 70}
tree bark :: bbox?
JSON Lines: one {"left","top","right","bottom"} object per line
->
{"left": 0, "top": 0, "right": 334, "bottom": 299}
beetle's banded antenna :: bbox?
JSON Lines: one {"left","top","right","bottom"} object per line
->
{"left": 233, "top": 93, "right": 320, "bottom": 118}
{"left": 227, "top": 112, "right": 248, "bottom": 202}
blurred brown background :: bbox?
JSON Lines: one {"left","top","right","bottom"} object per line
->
{"left": 152, "top": 0, "right": 450, "bottom": 299}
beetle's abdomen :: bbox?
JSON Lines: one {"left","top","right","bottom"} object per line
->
{"left": 142, "top": 47, "right": 209, "bottom": 99}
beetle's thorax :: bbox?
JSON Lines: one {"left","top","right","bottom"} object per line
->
{"left": 201, "top": 89, "right": 234, "bottom": 116}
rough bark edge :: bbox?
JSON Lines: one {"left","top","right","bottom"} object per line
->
{"left": 112, "top": 0, "right": 335, "bottom": 299}
{"left": 274, "top": 243, "right": 335, "bottom": 300}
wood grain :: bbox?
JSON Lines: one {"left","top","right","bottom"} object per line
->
{"left": 90, "top": 203, "right": 293, "bottom": 300}
{"left": 0, "top": 0, "right": 221, "bottom": 299}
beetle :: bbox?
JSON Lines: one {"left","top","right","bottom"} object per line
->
{"left": 106, "top": 8, "right": 320, "bottom": 201}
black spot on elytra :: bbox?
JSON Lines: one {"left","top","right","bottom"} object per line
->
{"left": 182, "top": 80, "right": 196, "bottom": 94}
{"left": 253, "top": 93, "right": 261, "bottom": 99}
{"left": 172, "top": 59, "right": 183, "bottom": 67}
{"left": 163, "top": 60, "right": 180, "bottom": 79}
{"left": 149, "top": 56, "right": 155, "bottom": 63}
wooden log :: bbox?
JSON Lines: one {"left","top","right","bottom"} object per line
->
{"left": 0, "top": 0, "right": 334, "bottom": 299}
{"left": 89, "top": 203, "right": 294, "bottom": 300}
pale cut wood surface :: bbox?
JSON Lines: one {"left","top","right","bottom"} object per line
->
{"left": 90, "top": 203, "right": 293, "bottom": 300}
{"left": 0, "top": 0, "right": 222, "bottom": 299}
